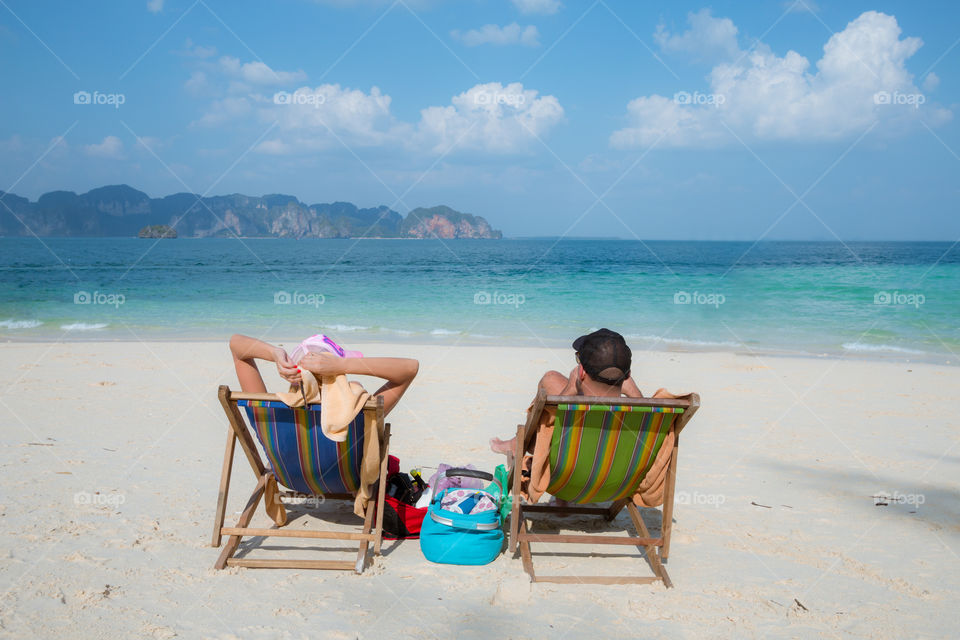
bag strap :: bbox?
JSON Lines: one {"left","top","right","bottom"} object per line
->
{"left": 444, "top": 468, "right": 493, "bottom": 481}
{"left": 444, "top": 467, "right": 502, "bottom": 497}
{"left": 429, "top": 510, "right": 500, "bottom": 531}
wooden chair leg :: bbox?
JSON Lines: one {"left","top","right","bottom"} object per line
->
{"left": 215, "top": 473, "right": 268, "bottom": 569}
{"left": 212, "top": 429, "right": 237, "bottom": 547}
{"left": 215, "top": 389, "right": 394, "bottom": 573}
{"left": 661, "top": 439, "right": 679, "bottom": 560}
{"left": 605, "top": 497, "right": 629, "bottom": 522}
{"left": 355, "top": 494, "right": 376, "bottom": 574}
{"left": 517, "top": 504, "right": 672, "bottom": 587}
{"left": 373, "top": 423, "right": 390, "bottom": 556}
{"left": 509, "top": 424, "right": 524, "bottom": 555}
{"left": 627, "top": 502, "right": 672, "bottom": 588}
{"left": 517, "top": 517, "right": 535, "bottom": 582}
{"left": 218, "top": 386, "right": 266, "bottom": 477}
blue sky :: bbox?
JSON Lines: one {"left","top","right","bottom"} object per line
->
{"left": 1, "top": 0, "right": 958, "bottom": 239}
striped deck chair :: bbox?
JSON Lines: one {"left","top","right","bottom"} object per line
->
{"left": 509, "top": 390, "right": 699, "bottom": 586}
{"left": 211, "top": 385, "right": 391, "bottom": 573}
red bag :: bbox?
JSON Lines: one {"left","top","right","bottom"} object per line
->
{"left": 380, "top": 495, "right": 428, "bottom": 540}
{"left": 378, "top": 456, "right": 428, "bottom": 539}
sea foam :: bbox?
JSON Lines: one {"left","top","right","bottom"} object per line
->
{"left": 627, "top": 334, "right": 741, "bottom": 348}
{"left": 324, "top": 324, "right": 369, "bottom": 332}
{"left": 61, "top": 323, "right": 109, "bottom": 331}
{"left": 0, "top": 319, "right": 44, "bottom": 329}
{"left": 842, "top": 342, "right": 925, "bottom": 355}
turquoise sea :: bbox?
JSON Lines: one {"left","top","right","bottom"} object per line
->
{"left": 1, "top": 238, "right": 958, "bottom": 361}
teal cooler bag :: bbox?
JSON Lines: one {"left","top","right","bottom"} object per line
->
{"left": 419, "top": 468, "right": 504, "bottom": 566}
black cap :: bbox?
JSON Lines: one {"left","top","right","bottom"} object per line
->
{"left": 573, "top": 328, "right": 632, "bottom": 386}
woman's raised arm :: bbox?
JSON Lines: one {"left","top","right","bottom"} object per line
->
{"left": 299, "top": 352, "right": 418, "bottom": 416}
{"left": 229, "top": 334, "right": 301, "bottom": 392}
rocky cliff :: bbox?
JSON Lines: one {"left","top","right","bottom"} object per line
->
{"left": 402, "top": 205, "right": 503, "bottom": 239}
{"left": 0, "top": 185, "right": 502, "bottom": 239}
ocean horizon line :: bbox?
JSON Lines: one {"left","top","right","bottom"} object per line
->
{"left": 2, "top": 236, "right": 959, "bottom": 243}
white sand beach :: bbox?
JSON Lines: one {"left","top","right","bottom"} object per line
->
{"left": 0, "top": 340, "right": 958, "bottom": 639}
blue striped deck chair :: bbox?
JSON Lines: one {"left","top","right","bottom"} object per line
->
{"left": 212, "top": 386, "right": 391, "bottom": 573}
{"left": 509, "top": 390, "right": 699, "bottom": 586}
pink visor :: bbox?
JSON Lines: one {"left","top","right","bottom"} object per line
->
{"left": 290, "top": 334, "right": 364, "bottom": 364}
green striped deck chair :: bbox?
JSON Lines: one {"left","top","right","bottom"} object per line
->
{"left": 211, "top": 386, "right": 391, "bottom": 573}
{"left": 509, "top": 390, "right": 699, "bottom": 586}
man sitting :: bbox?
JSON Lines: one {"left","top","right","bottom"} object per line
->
{"left": 490, "top": 328, "right": 677, "bottom": 497}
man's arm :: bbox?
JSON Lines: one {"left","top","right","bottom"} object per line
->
{"left": 651, "top": 388, "right": 680, "bottom": 399}
{"left": 621, "top": 376, "right": 643, "bottom": 398}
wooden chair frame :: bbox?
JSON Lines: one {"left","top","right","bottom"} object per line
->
{"left": 211, "top": 385, "right": 390, "bottom": 573}
{"left": 508, "top": 389, "right": 699, "bottom": 587}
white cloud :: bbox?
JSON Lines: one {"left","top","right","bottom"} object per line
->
{"left": 451, "top": 23, "right": 539, "bottom": 47}
{"left": 0, "top": 136, "right": 69, "bottom": 165}
{"left": 218, "top": 56, "right": 307, "bottom": 86}
{"left": 417, "top": 82, "right": 564, "bottom": 153}
{"left": 180, "top": 39, "right": 216, "bottom": 58}
{"left": 184, "top": 71, "right": 208, "bottom": 94}
{"left": 260, "top": 85, "right": 400, "bottom": 151}
{"left": 511, "top": 0, "right": 560, "bottom": 16}
{"left": 611, "top": 95, "right": 724, "bottom": 149}
{"left": 83, "top": 136, "right": 124, "bottom": 159}
{"left": 47, "top": 136, "right": 69, "bottom": 159}
{"left": 146, "top": 0, "right": 163, "bottom": 13}
{"left": 194, "top": 97, "right": 254, "bottom": 127}
{"left": 612, "top": 11, "right": 952, "bottom": 149}
{"left": 0, "top": 135, "right": 25, "bottom": 153}
{"left": 578, "top": 153, "right": 631, "bottom": 174}
{"left": 242, "top": 82, "right": 563, "bottom": 156}
{"left": 135, "top": 136, "right": 165, "bottom": 151}
{"left": 923, "top": 72, "right": 939, "bottom": 92}
{"left": 654, "top": 9, "right": 740, "bottom": 61}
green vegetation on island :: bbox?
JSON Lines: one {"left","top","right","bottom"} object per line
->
{"left": 138, "top": 224, "right": 177, "bottom": 239}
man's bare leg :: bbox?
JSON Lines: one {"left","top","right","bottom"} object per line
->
{"left": 490, "top": 370, "right": 570, "bottom": 466}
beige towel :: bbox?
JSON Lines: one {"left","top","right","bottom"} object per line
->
{"left": 275, "top": 370, "right": 381, "bottom": 518}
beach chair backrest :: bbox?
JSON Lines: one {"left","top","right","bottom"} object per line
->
{"left": 546, "top": 403, "right": 683, "bottom": 503}
{"left": 238, "top": 400, "right": 365, "bottom": 495}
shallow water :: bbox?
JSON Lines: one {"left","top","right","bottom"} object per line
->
{"left": 1, "top": 238, "right": 957, "bottom": 360}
